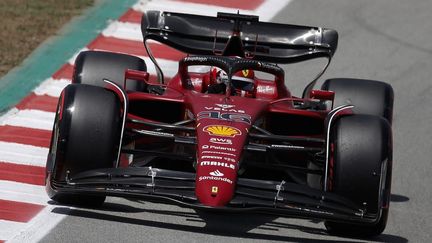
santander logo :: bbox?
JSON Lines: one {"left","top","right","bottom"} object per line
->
{"left": 209, "top": 170, "right": 224, "bottom": 177}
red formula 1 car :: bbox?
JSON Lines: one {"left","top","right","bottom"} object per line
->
{"left": 45, "top": 11, "right": 393, "bottom": 236}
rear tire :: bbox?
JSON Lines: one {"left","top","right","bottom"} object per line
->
{"left": 46, "top": 84, "right": 122, "bottom": 207}
{"left": 325, "top": 115, "right": 392, "bottom": 237}
{"left": 321, "top": 78, "right": 394, "bottom": 122}
{"left": 73, "top": 50, "right": 147, "bottom": 91}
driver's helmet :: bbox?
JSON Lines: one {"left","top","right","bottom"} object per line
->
{"left": 232, "top": 69, "right": 255, "bottom": 97}
{"left": 208, "top": 68, "right": 256, "bottom": 97}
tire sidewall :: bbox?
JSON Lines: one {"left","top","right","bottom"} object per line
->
{"left": 46, "top": 84, "right": 122, "bottom": 203}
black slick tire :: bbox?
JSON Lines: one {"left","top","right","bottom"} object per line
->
{"left": 45, "top": 84, "right": 122, "bottom": 207}
{"left": 307, "top": 78, "right": 393, "bottom": 189}
{"left": 325, "top": 115, "right": 392, "bottom": 237}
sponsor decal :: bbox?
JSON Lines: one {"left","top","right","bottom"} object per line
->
{"left": 184, "top": 56, "right": 207, "bottom": 62}
{"left": 190, "top": 77, "right": 203, "bottom": 86}
{"left": 202, "top": 150, "right": 236, "bottom": 157}
{"left": 200, "top": 161, "right": 235, "bottom": 170}
{"left": 199, "top": 176, "right": 233, "bottom": 184}
{"left": 271, "top": 144, "right": 305, "bottom": 149}
{"left": 198, "top": 111, "right": 251, "bottom": 124}
{"left": 202, "top": 144, "right": 236, "bottom": 152}
{"left": 257, "top": 85, "right": 275, "bottom": 94}
{"left": 215, "top": 104, "right": 235, "bottom": 109}
{"left": 204, "top": 107, "right": 245, "bottom": 113}
{"left": 242, "top": 69, "right": 249, "bottom": 77}
{"left": 200, "top": 155, "right": 235, "bottom": 163}
{"left": 224, "top": 157, "right": 236, "bottom": 163}
{"left": 209, "top": 137, "right": 232, "bottom": 145}
{"left": 201, "top": 155, "right": 223, "bottom": 160}
{"left": 203, "top": 125, "right": 241, "bottom": 137}
{"left": 211, "top": 186, "right": 218, "bottom": 194}
{"left": 209, "top": 170, "right": 224, "bottom": 177}
{"left": 140, "top": 130, "right": 174, "bottom": 138}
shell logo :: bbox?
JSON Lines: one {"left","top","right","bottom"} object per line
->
{"left": 203, "top": 125, "right": 241, "bottom": 137}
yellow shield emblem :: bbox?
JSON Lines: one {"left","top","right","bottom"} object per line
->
{"left": 204, "top": 125, "right": 241, "bottom": 137}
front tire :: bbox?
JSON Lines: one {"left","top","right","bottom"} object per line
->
{"left": 325, "top": 115, "right": 392, "bottom": 237}
{"left": 46, "top": 84, "right": 122, "bottom": 207}
{"left": 307, "top": 78, "right": 393, "bottom": 189}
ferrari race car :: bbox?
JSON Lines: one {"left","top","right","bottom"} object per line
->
{"left": 45, "top": 11, "right": 394, "bottom": 236}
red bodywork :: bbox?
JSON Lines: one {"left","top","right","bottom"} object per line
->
{"left": 124, "top": 67, "right": 329, "bottom": 207}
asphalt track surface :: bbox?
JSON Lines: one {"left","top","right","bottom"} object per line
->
{"left": 38, "top": 0, "right": 432, "bottom": 242}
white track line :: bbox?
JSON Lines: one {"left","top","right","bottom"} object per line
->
{"left": 133, "top": 0, "right": 291, "bottom": 21}
{"left": 0, "top": 220, "right": 27, "bottom": 241}
{"left": 7, "top": 206, "right": 71, "bottom": 243}
{"left": 140, "top": 57, "right": 179, "bottom": 77}
{"left": 0, "top": 141, "right": 48, "bottom": 167}
{"left": 103, "top": 21, "right": 143, "bottom": 42}
{"left": 34, "top": 78, "right": 71, "bottom": 97}
{"left": 252, "top": 0, "right": 292, "bottom": 21}
{"left": 134, "top": 0, "right": 256, "bottom": 18}
{"left": 0, "top": 108, "right": 55, "bottom": 131}
{"left": 0, "top": 180, "right": 48, "bottom": 205}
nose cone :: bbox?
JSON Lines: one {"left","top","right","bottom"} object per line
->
{"left": 195, "top": 122, "right": 247, "bottom": 207}
{"left": 186, "top": 93, "right": 269, "bottom": 207}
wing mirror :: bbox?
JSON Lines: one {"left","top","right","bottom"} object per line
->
{"left": 310, "top": 90, "right": 334, "bottom": 101}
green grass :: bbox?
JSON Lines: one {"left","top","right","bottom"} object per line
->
{"left": 0, "top": 0, "right": 94, "bottom": 77}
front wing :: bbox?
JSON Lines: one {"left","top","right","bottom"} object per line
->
{"left": 48, "top": 166, "right": 382, "bottom": 225}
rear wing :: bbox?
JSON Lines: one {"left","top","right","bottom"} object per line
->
{"left": 141, "top": 11, "right": 338, "bottom": 64}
